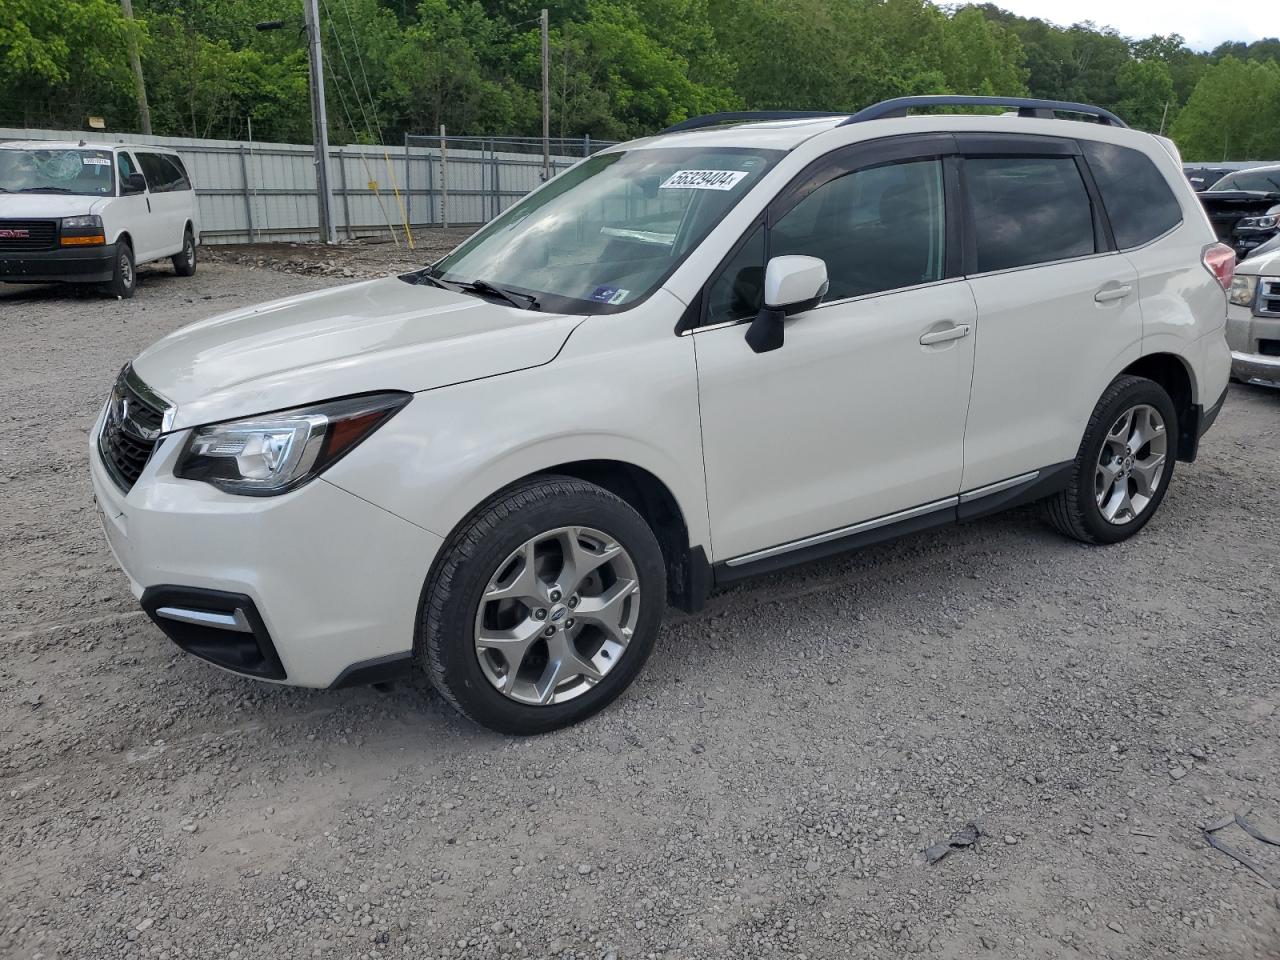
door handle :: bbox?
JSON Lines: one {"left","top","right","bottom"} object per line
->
{"left": 1094, "top": 283, "right": 1132, "bottom": 303}
{"left": 919, "top": 323, "right": 971, "bottom": 346}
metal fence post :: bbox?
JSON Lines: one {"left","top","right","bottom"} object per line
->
{"left": 403, "top": 133, "right": 412, "bottom": 228}
{"left": 237, "top": 145, "right": 255, "bottom": 242}
{"left": 583, "top": 134, "right": 591, "bottom": 157}
{"left": 490, "top": 138, "right": 499, "bottom": 221}
{"left": 336, "top": 149, "right": 352, "bottom": 239}
{"left": 439, "top": 125, "right": 449, "bottom": 230}
{"left": 492, "top": 143, "right": 502, "bottom": 217}
{"left": 426, "top": 144, "right": 436, "bottom": 226}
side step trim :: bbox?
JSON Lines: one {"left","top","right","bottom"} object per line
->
{"left": 724, "top": 496, "right": 959, "bottom": 569}
{"left": 958, "top": 471, "right": 1039, "bottom": 503}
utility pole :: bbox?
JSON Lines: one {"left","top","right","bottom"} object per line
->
{"left": 1158, "top": 100, "right": 1170, "bottom": 136}
{"left": 540, "top": 8, "right": 550, "bottom": 181}
{"left": 119, "top": 0, "right": 152, "bottom": 135}
{"left": 303, "top": 0, "right": 338, "bottom": 243}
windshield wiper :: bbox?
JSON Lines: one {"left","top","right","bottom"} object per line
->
{"left": 457, "top": 278, "right": 540, "bottom": 310}
{"left": 415, "top": 270, "right": 459, "bottom": 291}
{"left": 18, "top": 186, "right": 75, "bottom": 194}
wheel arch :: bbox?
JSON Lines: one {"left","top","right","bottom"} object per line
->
{"left": 1119, "top": 352, "right": 1197, "bottom": 461}
{"left": 434, "top": 458, "right": 710, "bottom": 614}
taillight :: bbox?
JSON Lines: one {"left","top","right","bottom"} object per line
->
{"left": 1202, "top": 243, "right": 1236, "bottom": 291}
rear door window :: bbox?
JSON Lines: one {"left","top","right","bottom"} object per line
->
{"left": 963, "top": 156, "right": 1096, "bottom": 272}
{"left": 137, "top": 152, "right": 182, "bottom": 192}
{"left": 1080, "top": 140, "right": 1182, "bottom": 248}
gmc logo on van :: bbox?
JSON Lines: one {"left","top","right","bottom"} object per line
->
{"left": 0, "top": 228, "right": 31, "bottom": 239}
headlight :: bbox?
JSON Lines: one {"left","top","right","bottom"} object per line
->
{"left": 1228, "top": 274, "right": 1258, "bottom": 308}
{"left": 60, "top": 213, "right": 105, "bottom": 246}
{"left": 1258, "top": 215, "right": 1278, "bottom": 230}
{"left": 175, "top": 393, "right": 410, "bottom": 496}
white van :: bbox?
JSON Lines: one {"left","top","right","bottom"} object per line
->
{"left": 0, "top": 140, "right": 200, "bottom": 298}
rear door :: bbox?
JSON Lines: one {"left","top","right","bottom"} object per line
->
{"left": 958, "top": 134, "right": 1143, "bottom": 492}
{"left": 135, "top": 152, "right": 188, "bottom": 257}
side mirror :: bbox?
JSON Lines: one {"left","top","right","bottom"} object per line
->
{"left": 745, "top": 255, "right": 829, "bottom": 354}
{"left": 123, "top": 173, "right": 147, "bottom": 195}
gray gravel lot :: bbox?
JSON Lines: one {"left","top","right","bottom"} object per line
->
{"left": 2, "top": 246, "right": 1279, "bottom": 960}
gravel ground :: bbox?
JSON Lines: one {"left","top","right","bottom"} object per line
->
{"left": 2, "top": 247, "right": 1279, "bottom": 960}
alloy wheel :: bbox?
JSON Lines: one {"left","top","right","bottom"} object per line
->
{"left": 1095, "top": 403, "right": 1167, "bottom": 525}
{"left": 473, "top": 526, "right": 640, "bottom": 706}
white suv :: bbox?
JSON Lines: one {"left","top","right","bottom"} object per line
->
{"left": 0, "top": 140, "right": 199, "bottom": 297}
{"left": 90, "top": 97, "right": 1233, "bottom": 734}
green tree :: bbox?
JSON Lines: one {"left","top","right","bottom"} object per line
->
{"left": 1114, "top": 59, "right": 1174, "bottom": 132}
{"left": 1171, "top": 57, "right": 1280, "bottom": 161}
{"left": 0, "top": 0, "right": 139, "bottom": 129}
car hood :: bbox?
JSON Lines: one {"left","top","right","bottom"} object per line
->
{"left": 131, "top": 276, "right": 585, "bottom": 429}
{"left": 1239, "top": 244, "right": 1280, "bottom": 272}
{"left": 0, "top": 194, "right": 108, "bottom": 218}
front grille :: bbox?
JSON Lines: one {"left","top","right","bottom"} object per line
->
{"left": 0, "top": 219, "right": 57, "bottom": 252}
{"left": 97, "top": 367, "right": 169, "bottom": 492}
{"left": 1259, "top": 277, "right": 1280, "bottom": 318}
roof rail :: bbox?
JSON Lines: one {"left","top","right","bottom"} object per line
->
{"left": 840, "top": 95, "right": 1127, "bottom": 128}
{"left": 660, "top": 111, "right": 846, "bottom": 134}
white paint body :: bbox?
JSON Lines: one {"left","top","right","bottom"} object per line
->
{"left": 90, "top": 114, "right": 1229, "bottom": 688}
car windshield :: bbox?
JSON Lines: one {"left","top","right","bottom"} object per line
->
{"left": 0, "top": 148, "right": 116, "bottom": 196}
{"left": 1208, "top": 169, "right": 1280, "bottom": 194}
{"left": 430, "top": 146, "right": 784, "bottom": 313}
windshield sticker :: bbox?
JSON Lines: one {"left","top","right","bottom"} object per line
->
{"left": 82, "top": 156, "right": 111, "bottom": 166}
{"left": 590, "top": 286, "right": 630, "bottom": 305}
{"left": 659, "top": 169, "right": 749, "bottom": 191}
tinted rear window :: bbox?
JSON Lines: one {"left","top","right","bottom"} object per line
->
{"left": 137, "top": 152, "right": 190, "bottom": 192}
{"left": 963, "top": 156, "right": 1095, "bottom": 273}
{"left": 1082, "top": 141, "right": 1182, "bottom": 248}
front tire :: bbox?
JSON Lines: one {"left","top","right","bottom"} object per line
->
{"left": 107, "top": 241, "right": 136, "bottom": 299}
{"left": 1045, "top": 375, "right": 1178, "bottom": 544}
{"left": 173, "top": 229, "right": 197, "bottom": 277}
{"left": 419, "top": 476, "right": 666, "bottom": 734}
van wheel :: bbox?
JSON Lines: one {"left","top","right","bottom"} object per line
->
{"left": 107, "top": 241, "right": 136, "bottom": 299}
{"left": 1044, "top": 375, "right": 1178, "bottom": 544}
{"left": 419, "top": 476, "right": 666, "bottom": 734}
{"left": 173, "top": 229, "right": 197, "bottom": 277}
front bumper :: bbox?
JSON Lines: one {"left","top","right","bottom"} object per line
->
{"left": 1226, "top": 298, "right": 1280, "bottom": 388}
{"left": 0, "top": 243, "right": 116, "bottom": 283}
{"left": 89, "top": 411, "right": 443, "bottom": 688}
{"left": 1231, "top": 351, "right": 1280, "bottom": 388}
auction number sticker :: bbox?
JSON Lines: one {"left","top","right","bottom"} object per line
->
{"left": 659, "top": 169, "right": 748, "bottom": 191}
{"left": 82, "top": 156, "right": 111, "bottom": 166}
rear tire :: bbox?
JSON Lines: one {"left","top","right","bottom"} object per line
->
{"left": 107, "top": 241, "right": 136, "bottom": 299}
{"left": 173, "top": 229, "right": 197, "bottom": 277}
{"left": 419, "top": 476, "right": 666, "bottom": 735}
{"left": 1044, "top": 375, "right": 1178, "bottom": 544}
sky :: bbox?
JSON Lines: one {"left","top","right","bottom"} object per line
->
{"left": 987, "top": 1, "right": 1269, "bottom": 51}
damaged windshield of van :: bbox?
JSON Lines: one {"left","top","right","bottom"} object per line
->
{"left": 0, "top": 148, "right": 117, "bottom": 196}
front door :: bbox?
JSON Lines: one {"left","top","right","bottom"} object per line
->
{"left": 692, "top": 146, "right": 976, "bottom": 564}
{"left": 114, "top": 150, "right": 161, "bottom": 260}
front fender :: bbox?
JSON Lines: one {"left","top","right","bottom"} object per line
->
{"left": 322, "top": 306, "right": 711, "bottom": 557}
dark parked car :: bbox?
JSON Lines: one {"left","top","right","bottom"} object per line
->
{"left": 1197, "top": 164, "right": 1280, "bottom": 260}
{"left": 1184, "top": 166, "right": 1230, "bottom": 191}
